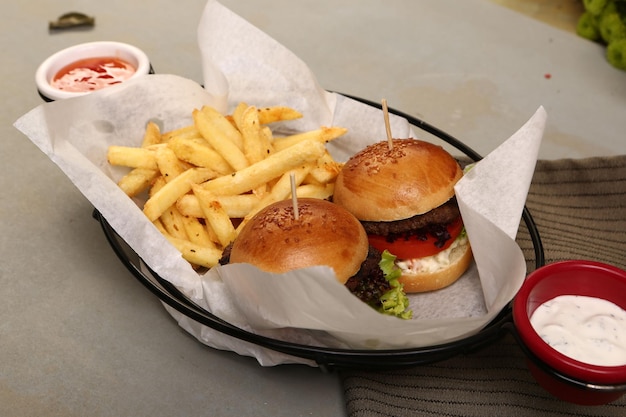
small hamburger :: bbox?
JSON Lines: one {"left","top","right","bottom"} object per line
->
{"left": 333, "top": 138, "right": 472, "bottom": 293}
{"left": 219, "top": 198, "right": 412, "bottom": 318}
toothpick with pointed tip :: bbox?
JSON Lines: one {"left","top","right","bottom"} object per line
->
{"left": 290, "top": 172, "right": 299, "bottom": 220}
{"left": 381, "top": 99, "right": 393, "bottom": 150}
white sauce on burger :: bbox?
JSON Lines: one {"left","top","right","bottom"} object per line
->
{"left": 396, "top": 234, "right": 468, "bottom": 275}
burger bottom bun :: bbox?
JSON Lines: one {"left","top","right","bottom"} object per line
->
{"left": 398, "top": 241, "right": 473, "bottom": 293}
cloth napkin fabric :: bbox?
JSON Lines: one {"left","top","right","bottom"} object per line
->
{"left": 340, "top": 155, "right": 626, "bottom": 416}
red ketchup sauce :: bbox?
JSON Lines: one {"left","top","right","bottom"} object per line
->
{"left": 51, "top": 56, "right": 136, "bottom": 93}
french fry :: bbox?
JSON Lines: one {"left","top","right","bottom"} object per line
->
{"left": 160, "top": 124, "right": 200, "bottom": 143}
{"left": 192, "top": 185, "right": 237, "bottom": 248}
{"left": 143, "top": 167, "right": 217, "bottom": 221}
{"left": 214, "top": 194, "right": 261, "bottom": 218}
{"left": 159, "top": 204, "right": 188, "bottom": 240}
{"left": 107, "top": 146, "right": 158, "bottom": 169}
{"left": 306, "top": 151, "right": 343, "bottom": 184}
{"left": 153, "top": 218, "right": 219, "bottom": 269}
{"left": 141, "top": 121, "right": 162, "bottom": 147}
{"left": 295, "top": 183, "right": 335, "bottom": 200}
{"left": 176, "top": 193, "right": 260, "bottom": 219}
{"left": 152, "top": 218, "right": 167, "bottom": 234}
{"left": 180, "top": 214, "right": 213, "bottom": 247}
{"left": 201, "top": 139, "right": 325, "bottom": 196}
{"left": 235, "top": 105, "right": 273, "bottom": 197}
{"left": 163, "top": 233, "right": 223, "bottom": 269}
{"left": 237, "top": 105, "right": 267, "bottom": 165}
{"left": 168, "top": 136, "right": 232, "bottom": 175}
{"left": 117, "top": 168, "right": 159, "bottom": 197}
{"left": 272, "top": 126, "right": 348, "bottom": 152}
{"left": 230, "top": 102, "right": 249, "bottom": 128}
{"left": 150, "top": 175, "right": 166, "bottom": 196}
{"left": 155, "top": 146, "right": 185, "bottom": 181}
{"left": 193, "top": 106, "right": 248, "bottom": 170}
{"left": 256, "top": 106, "right": 303, "bottom": 124}
{"left": 260, "top": 126, "right": 274, "bottom": 148}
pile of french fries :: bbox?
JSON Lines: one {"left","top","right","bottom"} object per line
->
{"left": 107, "top": 103, "right": 347, "bottom": 270}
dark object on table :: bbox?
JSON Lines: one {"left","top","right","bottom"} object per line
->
{"left": 49, "top": 12, "right": 95, "bottom": 31}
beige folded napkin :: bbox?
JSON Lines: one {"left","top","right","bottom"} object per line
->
{"left": 341, "top": 155, "right": 626, "bottom": 416}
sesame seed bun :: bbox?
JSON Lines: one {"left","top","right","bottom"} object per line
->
{"left": 333, "top": 139, "right": 463, "bottom": 221}
{"left": 229, "top": 198, "right": 369, "bottom": 284}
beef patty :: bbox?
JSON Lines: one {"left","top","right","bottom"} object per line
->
{"left": 360, "top": 197, "right": 460, "bottom": 237}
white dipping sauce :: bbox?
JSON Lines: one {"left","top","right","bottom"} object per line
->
{"left": 530, "top": 295, "right": 626, "bottom": 366}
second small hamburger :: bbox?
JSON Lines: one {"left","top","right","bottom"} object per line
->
{"left": 333, "top": 138, "right": 473, "bottom": 293}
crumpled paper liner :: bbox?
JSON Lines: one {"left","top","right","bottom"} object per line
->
{"left": 14, "top": 0, "right": 545, "bottom": 366}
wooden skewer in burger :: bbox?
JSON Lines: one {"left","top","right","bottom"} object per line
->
{"left": 332, "top": 100, "right": 472, "bottom": 293}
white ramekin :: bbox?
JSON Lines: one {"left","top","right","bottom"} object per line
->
{"left": 36, "top": 41, "right": 152, "bottom": 101}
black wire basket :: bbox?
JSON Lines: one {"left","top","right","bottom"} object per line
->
{"left": 94, "top": 95, "right": 545, "bottom": 371}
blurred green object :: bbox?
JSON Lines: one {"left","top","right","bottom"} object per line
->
{"left": 578, "top": 0, "right": 626, "bottom": 70}
{"left": 600, "top": 12, "right": 626, "bottom": 42}
{"left": 583, "top": 0, "right": 609, "bottom": 16}
{"left": 607, "top": 38, "right": 626, "bottom": 69}
{"left": 577, "top": 11, "right": 602, "bottom": 40}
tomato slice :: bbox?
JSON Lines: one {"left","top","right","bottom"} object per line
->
{"left": 368, "top": 217, "right": 464, "bottom": 260}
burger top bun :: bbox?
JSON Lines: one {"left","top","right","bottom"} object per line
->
{"left": 333, "top": 139, "right": 463, "bottom": 221}
{"left": 229, "top": 198, "right": 369, "bottom": 284}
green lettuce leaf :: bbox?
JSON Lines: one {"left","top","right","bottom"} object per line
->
{"left": 376, "top": 250, "right": 413, "bottom": 319}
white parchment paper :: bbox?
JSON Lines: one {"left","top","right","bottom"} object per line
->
{"left": 15, "top": 0, "right": 545, "bottom": 366}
